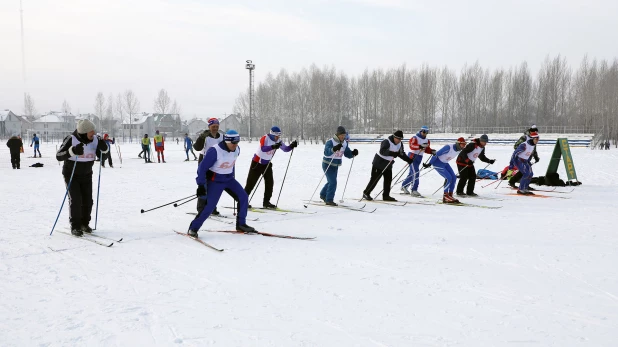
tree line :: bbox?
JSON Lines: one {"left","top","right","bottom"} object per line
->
{"left": 233, "top": 55, "right": 618, "bottom": 145}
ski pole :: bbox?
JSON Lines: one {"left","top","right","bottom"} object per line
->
{"left": 56, "top": 145, "right": 60, "bottom": 166}
{"left": 248, "top": 150, "right": 277, "bottom": 205}
{"left": 401, "top": 154, "right": 432, "bottom": 189}
{"left": 304, "top": 156, "right": 335, "bottom": 208}
{"left": 432, "top": 179, "right": 447, "bottom": 196}
{"left": 94, "top": 150, "right": 103, "bottom": 230}
{"left": 339, "top": 156, "right": 355, "bottom": 203}
{"left": 275, "top": 148, "right": 294, "bottom": 207}
{"left": 372, "top": 163, "right": 407, "bottom": 200}
{"left": 174, "top": 196, "right": 197, "bottom": 207}
{"left": 141, "top": 194, "right": 195, "bottom": 213}
{"left": 360, "top": 159, "right": 394, "bottom": 202}
{"left": 50, "top": 158, "right": 78, "bottom": 235}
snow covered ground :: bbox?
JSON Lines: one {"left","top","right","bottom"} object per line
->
{"left": 1, "top": 140, "right": 617, "bottom": 346}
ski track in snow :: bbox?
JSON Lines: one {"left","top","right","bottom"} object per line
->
{"left": 1, "top": 142, "right": 617, "bottom": 346}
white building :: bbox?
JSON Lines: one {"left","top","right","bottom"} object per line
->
{"left": 31, "top": 111, "right": 76, "bottom": 142}
{"left": 219, "top": 114, "right": 244, "bottom": 135}
{"left": 122, "top": 113, "right": 156, "bottom": 142}
{"left": 0, "top": 109, "right": 22, "bottom": 137}
{"left": 186, "top": 118, "right": 208, "bottom": 136}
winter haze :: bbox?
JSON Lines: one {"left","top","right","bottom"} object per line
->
{"left": 1, "top": 0, "right": 617, "bottom": 117}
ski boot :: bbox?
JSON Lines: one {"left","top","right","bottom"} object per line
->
{"left": 325, "top": 201, "right": 338, "bottom": 206}
{"left": 443, "top": 193, "right": 460, "bottom": 204}
{"left": 362, "top": 192, "right": 373, "bottom": 201}
{"left": 508, "top": 181, "right": 517, "bottom": 189}
{"left": 188, "top": 229, "right": 198, "bottom": 237}
{"left": 236, "top": 224, "right": 256, "bottom": 233}
{"left": 263, "top": 201, "right": 276, "bottom": 209}
{"left": 320, "top": 195, "right": 326, "bottom": 203}
{"left": 212, "top": 208, "right": 220, "bottom": 216}
{"left": 467, "top": 192, "right": 478, "bottom": 197}
{"left": 528, "top": 186, "right": 536, "bottom": 191}
{"left": 82, "top": 225, "right": 93, "bottom": 234}
{"left": 456, "top": 191, "right": 467, "bottom": 197}
{"left": 383, "top": 196, "right": 397, "bottom": 202}
{"left": 184, "top": 159, "right": 189, "bottom": 162}
{"left": 410, "top": 190, "right": 422, "bottom": 198}
{"left": 400, "top": 186, "right": 410, "bottom": 194}
{"left": 71, "top": 225, "right": 84, "bottom": 237}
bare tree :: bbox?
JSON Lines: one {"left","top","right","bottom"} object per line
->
{"left": 23, "top": 93, "right": 37, "bottom": 119}
{"left": 123, "top": 90, "right": 140, "bottom": 142}
{"left": 170, "top": 99, "right": 181, "bottom": 115}
{"left": 94, "top": 92, "right": 105, "bottom": 131}
{"left": 116, "top": 93, "right": 125, "bottom": 140}
{"left": 106, "top": 93, "right": 114, "bottom": 136}
{"left": 153, "top": 89, "right": 171, "bottom": 114}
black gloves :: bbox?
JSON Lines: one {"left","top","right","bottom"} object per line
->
{"left": 290, "top": 140, "right": 298, "bottom": 148}
{"left": 535, "top": 158, "right": 540, "bottom": 163}
{"left": 489, "top": 159, "right": 496, "bottom": 164}
{"left": 431, "top": 149, "right": 436, "bottom": 155}
{"left": 271, "top": 143, "right": 282, "bottom": 150}
{"left": 333, "top": 143, "right": 343, "bottom": 152}
{"left": 352, "top": 149, "right": 359, "bottom": 157}
{"left": 196, "top": 184, "right": 207, "bottom": 197}
{"left": 71, "top": 143, "right": 84, "bottom": 156}
{"left": 423, "top": 163, "right": 432, "bottom": 169}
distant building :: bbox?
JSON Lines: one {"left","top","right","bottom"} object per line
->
{"left": 219, "top": 114, "right": 245, "bottom": 136}
{"left": 187, "top": 118, "right": 208, "bottom": 136}
{"left": 0, "top": 109, "right": 22, "bottom": 137}
{"left": 153, "top": 113, "right": 181, "bottom": 136}
{"left": 31, "top": 111, "right": 76, "bottom": 142}
{"left": 122, "top": 113, "right": 156, "bottom": 142}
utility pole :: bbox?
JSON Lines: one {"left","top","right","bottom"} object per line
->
{"left": 245, "top": 60, "right": 255, "bottom": 141}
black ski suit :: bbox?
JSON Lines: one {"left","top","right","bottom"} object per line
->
{"left": 6, "top": 136, "right": 23, "bottom": 169}
{"left": 56, "top": 131, "right": 109, "bottom": 229}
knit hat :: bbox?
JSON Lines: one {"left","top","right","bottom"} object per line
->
{"left": 420, "top": 126, "right": 429, "bottom": 133}
{"left": 224, "top": 129, "right": 240, "bottom": 143}
{"left": 393, "top": 130, "right": 404, "bottom": 139}
{"left": 480, "top": 134, "right": 489, "bottom": 142}
{"left": 156, "top": 130, "right": 160, "bottom": 134}
{"left": 208, "top": 118, "right": 219, "bottom": 127}
{"left": 270, "top": 126, "right": 282, "bottom": 136}
{"left": 457, "top": 137, "right": 466, "bottom": 144}
{"left": 336, "top": 126, "right": 346, "bottom": 136}
{"left": 77, "top": 119, "right": 96, "bottom": 134}
{"left": 529, "top": 131, "right": 539, "bottom": 138}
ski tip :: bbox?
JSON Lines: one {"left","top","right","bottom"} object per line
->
{"left": 117, "top": 238, "right": 123, "bottom": 242}
{"left": 107, "top": 243, "right": 114, "bottom": 247}
{"left": 140, "top": 209, "right": 145, "bottom": 213}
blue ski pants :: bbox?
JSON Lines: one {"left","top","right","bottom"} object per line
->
{"left": 401, "top": 154, "right": 422, "bottom": 191}
{"left": 189, "top": 178, "right": 248, "bottom": 231}
{"left": 320, "top": 161, "right": 339, "bottom": 202}
{"left": 515, "top": 159, "right": 533, "bottom": 190}
{"left": 433, "top": 161, "right": 457, "bottom": 193}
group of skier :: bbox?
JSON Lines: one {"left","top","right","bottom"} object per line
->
{"left": 53, "top": 116, "right": 541, "bottom": 238}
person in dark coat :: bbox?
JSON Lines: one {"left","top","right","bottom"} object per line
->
{"left": 56, "top": 120, "right": 109, "bottom": 236}
{"left": 362, "top": 130, "right": 414, "bottom": 202}
{"left": 6, "top": 133, "right": 24, "bottom": 169}
{"left": 455, "top": 134, "right": 495, "bottom": 197}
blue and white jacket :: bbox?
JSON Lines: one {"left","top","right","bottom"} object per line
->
{"left": 196, "top": 141, "right": 239, "bottom": 185}
{"left": 323, "top": 137, "right": 353, "bottom": 167}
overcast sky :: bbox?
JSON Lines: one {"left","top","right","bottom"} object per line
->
{"left": 1, "top": 0, "right": 617, "bottom": 118}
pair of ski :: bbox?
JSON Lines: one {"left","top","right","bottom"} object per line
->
{"left": 503, "top": 187, "right": 572, "bottom": 199}
{"left": 174, "top": 229, "right": 315, "bottom": 252}
{"left": 56, "top": 230, "right": 123, "bottom": 247}
{"left": 302, "top": 200, "right": 376, "bottom": 213}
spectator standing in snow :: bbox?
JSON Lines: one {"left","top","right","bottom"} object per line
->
{"left": 30, "top": 133, "right": 41, "bottom": 157}
{"left": 7, "top": 133, "right": 23, "bottom": 169}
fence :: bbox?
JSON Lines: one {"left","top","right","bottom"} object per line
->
{"left": 349, "top": 126, "right": 596, "bottom": 135}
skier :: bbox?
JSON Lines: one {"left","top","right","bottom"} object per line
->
{"left": 6, "top": 133, "right": 23, "bottom": 169}
{"left": 244, "top": 126, "right": 298, "bottom": 208}
{"left": 141, "top": 134, "right": 152, "bottom": 163}
{"left": 188, "top": 130, "right": 255, "bottom": 237}
{"left": 101, "top": 134, "right": 115, "bottom": 168}
{"left": 509, "top": 131, "right": 540, "bottom": 195}
{"left": 321, "top": 126, "right": 358, "bottom": 206}
{"left": 455, "top": 134, "right": 496, "bottom": 197}
{"left": 154, "top": 130, "right": 165, "bottom": 163}
{"left": 55, "top": 119, "right": 109, "bottom": 236}
{"left": 509, "top": 125, "right": 539, "bottom": 188}
{"left": 184, "top": 133, "right": 197, "bottom": 161}
{"left": 362, "top": 130, "right": 413, "bottom": 201}
{"left": 193, "top": 118, "right": 222, "bottom": 164}
{"left": 193, "top": 118, "right": 227, "bottom": 215}
{"left": 401, "top": 125, "right": 435, "bottom": 197}
{"left": 30, "top": 133, "right": 41, "bottom": 158}
{"left": 429, "top": 137, "right": 467, "bottom": 203}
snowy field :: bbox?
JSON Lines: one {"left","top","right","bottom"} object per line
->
{"left": 1, "top": 140, "right": 617, "bottom": 346}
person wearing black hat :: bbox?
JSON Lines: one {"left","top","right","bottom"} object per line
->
{"left": 56, "top": 119, "right": 109, "bottom": 236}
{"left": 455, "top": 134, "right": 496, "bottom": 197}
{"left": 362, "top": 130, "right": 413, "bottom": 201}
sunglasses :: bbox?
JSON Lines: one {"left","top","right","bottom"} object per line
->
{"left": 420, "top": 130, "right": 428, "bottom": 133}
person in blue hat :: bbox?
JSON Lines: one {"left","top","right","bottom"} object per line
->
{"left": 244, "top": 126, "right": 298, "bottom": 208}
{"left": 188, "top": 130, "right": 255, "bottom": 236}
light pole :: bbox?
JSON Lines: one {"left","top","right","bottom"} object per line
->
{"left": 245, "top": 60, "right": 255, "bottom": 141}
